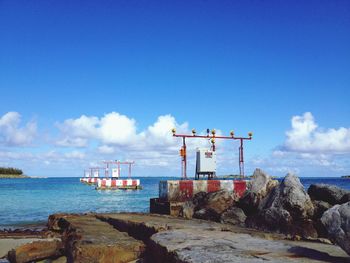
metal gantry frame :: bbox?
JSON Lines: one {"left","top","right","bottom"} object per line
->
{"left": 172, "top": 128, "right": 252, "bottom": 179}
{"left": 102, "top": 160, "right": 135, "bottom": 178}
{"left": 89, "top": 167, "right": 103, "bottom": 177}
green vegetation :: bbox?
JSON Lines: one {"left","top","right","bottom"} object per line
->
{"left": 0, "top": 167, "right": 23, "bottom": 175}
{"left": 0, "top": 167, "right": 29, "bottom": 178}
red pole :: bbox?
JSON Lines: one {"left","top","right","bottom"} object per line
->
{"left": 105, "top": 163, "right": 109, "bottom": 178}
{"left": 118, "top": 162, "right": 121, "bottom": 178}
{"left": 239, "top": 138, "right": 244, "bottom": 178}
{"left": 182, "top": 137, "right": 187, "bottom": 179}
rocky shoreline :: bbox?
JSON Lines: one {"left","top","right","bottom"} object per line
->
{"left": 1, "top": 212, "right": 349, "bottom": 263}
{"left": 1, "top": 169, "right": 350, "bottom": 262}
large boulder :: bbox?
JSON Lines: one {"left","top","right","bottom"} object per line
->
{"left": 321, "top": 202, "right": 350, "bottom": 255}
{"left": 193, "top": 208, "right": 221, "bottom": 222}
{"left": 340, "top": 192, "right": 350, "bottom": 203}
{"left": 181, "top": 190, "right": 234, "bottom": 221}
{"left": 247, "top": 173, "right": 316, "bottom": 238}
{"left": 312, "top": 200, "right": 332, "bottom": 220}
{"left": 249, "top": 168, "right": 279, "bottom": 198}
{"left": 239, "top": 169, "right": 278, "bottom": 216}
{"left": 220, "top": 207, "right": 246, "bottom": 226}
{"left": 261, "top": 173, "right": 314, "bottom": 220}
{"left": 238, "top": 191, "right": 260, "bottom": 216}
{"left": 308, "top": 184, "right": 349, "bottom": 205}
{"left": 192, "top": 191, "right": 207, "bottom": 208}
{"left": 205, "top": 190, "right": 236, "bottom": 214}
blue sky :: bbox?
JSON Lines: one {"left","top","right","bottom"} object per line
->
{"left": 0, "top": 0, "right": 349, "bottom": 177}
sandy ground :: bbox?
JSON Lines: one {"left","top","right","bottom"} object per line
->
{"left": 0, "top": 238, "right": 43, "bottom": 258}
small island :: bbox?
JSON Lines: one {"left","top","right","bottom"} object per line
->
{"left": 341, "top": 175, "right": 350, "bottom": 179}
{"left": 0, "top": 167, "right": 29, "bottom": 178}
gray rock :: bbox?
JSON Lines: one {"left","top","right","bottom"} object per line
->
{"left": 203, "top": 190, "right": 235, "bottom": 214}
{"left": 321, "top": 202, "right": 350, "bottom": 255}
{"left": 239, "top": 169, "right": 278, "bottom": 216}
{"left": 308, "top": 184, "right": 349, "bottom": 205}
{"left": 192, "top": 191, "right": 207, "bottom": 207}
{"left": 264, "top": 173, "right": 314, "bottom": 220}
{"left": 247, "top": 173, "right": 316, "bottom": 238}
{"left": 249, "top": 168, "right": 279, "bottom": 198}
{"left": 341, "top": 193, "right": 350, "bottom": 203}
{"left": 193, "top": 208, "right": 220, "bottom": 222}
{"left": 312, "top": 200, "right": 332, "bottom": 220}
{"left": 238, "top": 191, "right": 260, "bottom": 216}
{"left": 220, "top": 207, "right": 246, "bottom": 226}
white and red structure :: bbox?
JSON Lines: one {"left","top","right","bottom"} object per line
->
{"left": 150, "top": 128, "right": 252, "bottom": 216}
{"left": 159, "top": 179, "right": 248, "bottom": 202}
{"left": 80, "top": 160, "right": 141, "bottom": 190}
{"left": 80, "top": 167, "right": 103, "bottom": 184}
{"left": 96, "top": 178, "right": 141, "bottom": 190}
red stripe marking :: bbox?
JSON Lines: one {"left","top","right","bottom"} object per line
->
{"left": 234, "top": 181, "right": 247, "bottom": 197}
{"left": 132, "top": 180, "right": 137, "bottom": 186}
{"left": 207, "top": 180, "right": 220, "bottom": 192}
{"left": 111, "top": 180, "right": 117, "bottom": 187}
{"left": 101, "top": 180, "right": 106, "bottom": 187}
{"left": 123, "top": 180, "right": 127, "bottom": 186}
{"left": 179, "top": 180, "right": 193, "bottom": 201}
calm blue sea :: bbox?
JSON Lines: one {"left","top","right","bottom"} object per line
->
{"left": 0, "top": 177, "right": 349, "bottom": 228}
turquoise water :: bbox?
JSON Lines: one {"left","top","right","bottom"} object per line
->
{"left": 0, "top": 177, "right": 175, "bottom": 228}
{"left": 0, "top": 177, "right": 349, "bottom": 228}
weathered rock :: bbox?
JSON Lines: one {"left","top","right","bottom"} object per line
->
{"left": 204, "top": 190, "right": 235, "bottom": 214}
{"left": 181, "top": 201, "right": 195, "bottom": 219}
{"left": 311, "top": 201, "right": 332, "bottom": 237}
{"left": 7, "top": 239, "right": 63, "bottom": 263}
{"left": 48, "top": 214, "right": 145, "bottom": 263}
{"left": 312, "top": 200, "right": 332, "bottom": 220}
{"left": 238, "top": 191, "right": 260, "bottom": 216}
{"left": 193, "top": 208, "right": 220, "bottom": 222}
{"left": 192, "top": 191, "right": 207, "bottom": 208}
{"left": 308, "top": 184, "right": 349, "bottom": 205}
{"left": 247, "top": 174, "right": 316, "bottom": 238}
{"left": 94, "top": 213, "right": 350, "bottom": 262}
{"left": 148, "top": 228, "right": 346, "bottom": 263}
{"left": 249, "top": 168, "right": 279, "bottom": 198}
{"left": 321, "top": 202, "right": 350, "bottom": 255}
{"left": 239, "top": 169, "right": 278, "bottom": 216}
{"left": 220, "top": 207, "right": 246, "bottom": 226}
{"left": 262, "top": 174, "right": 314, "bottom": 220}
{"left": 182, "top": 190, "right": 235, "bottom": 221}
{"left": 341, "top": 193, "right": 350, "bottom": 203}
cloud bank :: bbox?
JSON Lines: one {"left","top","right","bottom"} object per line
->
{"left": 283, "top": 112, "right": 350, "bottom": 153}
{"left": 0, "top": 112, "right": 37, "bottom": 146}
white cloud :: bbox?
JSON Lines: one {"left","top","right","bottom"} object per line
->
{"left": 250, "top": 112, "right": 350, "bottom": 177}
{"left": 0, "top": 112, "right": 37, "bottom": 146}
{"left": 54, "top": 112, "right": 228, "bottom": 170}
{"left": 98, "top": 145, "right": 115, "bottom": 154}
{"left": 64, "top": 151, "right": 85, "bottom": 159}
{"left": 99, "top": 112, "right": 137, "bottom": 144}
{"left": 284, "top": 112, "right": 350, "bottom": 153}
{"left": 56, "top": 137, "right": 88, "bottom": 147}
{"left": 56, "top": 112, "right": 137, "bottom": 147}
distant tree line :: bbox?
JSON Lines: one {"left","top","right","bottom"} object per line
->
{"left": 0, "top": 167, "right": 23, "bottom": 175}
